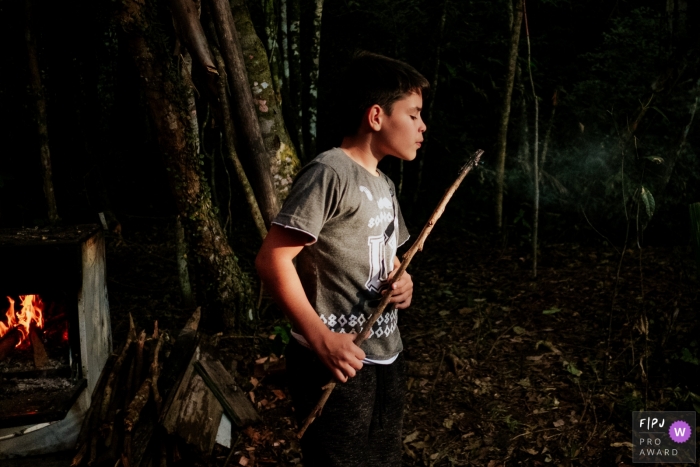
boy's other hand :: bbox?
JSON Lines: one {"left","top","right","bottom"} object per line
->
{"left": 310, "top": 330, "right": 365, "bottom": 383}
{"left": 383, "top": 269, "right": 413, "bottom": 310}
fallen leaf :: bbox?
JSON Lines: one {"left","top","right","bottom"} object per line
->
{"left": 255, "top": 356, "right": 269, "bottom": 364}
{"left": 542, "top": 307, "right": 562, "bottom": 315}
{"left": 523, "top": 448, "right": 538, "bottom": 455}
{"left": 610, "top": 441, "right": 634, "bottom": 448}
{"left": 239, "top": 456, "right": 249, "bottom": 466}
{"left": 249, "top": 391, "right": 256, "bottom": 403}
{"left": 535, "top": 340, "right": 562, "bottom": 355}
{"left": 513, "top": 326, "right": 527, "bottom": 335}
{"left": 403, "top": 431, "right": 420, "bottom": 444}
{"left": 553, "top": 419, "right": 565, "bottom": 427}
{"left": 250, "top": 377, "right": 259, "bottom": 388}
{"left": 526, "top": 355, "right": 544, "bottom": 361}
{"left": 272, "top": 389, "right": 286, "bottom": 400}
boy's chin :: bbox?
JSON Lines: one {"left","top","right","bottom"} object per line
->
{"left": 391, "top": 152, "right": 417, "bottom": 161}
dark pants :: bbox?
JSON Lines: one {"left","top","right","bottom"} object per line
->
{"left": 286, "top": 339, "right": 407, "bottom": 467}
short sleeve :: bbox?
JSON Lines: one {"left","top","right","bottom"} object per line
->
{"left": 272, "top": 162, "right": 341, "bottom": 244}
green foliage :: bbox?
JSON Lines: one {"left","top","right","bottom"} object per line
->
{"left": 542, "top": 307, "right": 561, "bottom": 315}
{"left": 269, "top": 321, "right": 292, "bottom": 356}
{"left": 673, "top": 347, "right": 699, "bottom": 365}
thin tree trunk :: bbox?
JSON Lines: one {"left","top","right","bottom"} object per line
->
{"left": 657, "top": 78, "right": 700, "bottom": 196}
{"left": 168, "top": 0, "right": 219, "bottom": 97}
{"left": 211, "top": 44, "right": 268, "bottom": 240}
{"left": 304, "top": 0, "right": 324, "bottom": 158}
{"left": 280, "top": 0, "right": 290, "bottom": 90}
{"left": 208, "top": 0, "right": 281, "bottom": 227}
{"left": 176, "top": 216, "right": 196, "bottom": 308}
{"left": 516, "top": 66, "right": 530, "bottom": 170}
{"left": 230, "top": 0, "right": 301, "bottom": 201}
{"left": 413, "top": 0, "right": 448, "bottom": 205}
{"left": 494, "top": 0, "right": 523, "bottom": 231}
{"left": 262, "top": 0, "right": 284, "bottom": 95}
{"left": 287, "top": 0, "right": 305, "bottom": 160}
{"left": 539, "top": 90, "right": 557, "bottom": 173}
{"left": 524, "top": 0, "right": 539, "bottom": 278}
{"left": 25, "top": 0, "right": 59, "bottom": 224}
{"left": 118, "top": 0, "right": 253, "bottom": 329}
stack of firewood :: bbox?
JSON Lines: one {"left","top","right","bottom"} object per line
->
{"left": 71, "top": 308, "right": 258, "bottom": 467}
{"left": 71, "top": 312, "right": 164, "bottom": 467}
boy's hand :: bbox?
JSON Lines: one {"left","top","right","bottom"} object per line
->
{"left": 309, "top": 330, "right": 365, "bottom": 383}
{"left": 383, "top": 268, "right": 413, "bottom": 310}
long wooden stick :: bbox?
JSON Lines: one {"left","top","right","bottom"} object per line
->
{"left": 297, "top": 149, "right": 484, "bottom": 438}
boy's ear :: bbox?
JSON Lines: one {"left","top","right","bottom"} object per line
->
{"left": 366, "top": 104, "right": 383, "bottom": 131}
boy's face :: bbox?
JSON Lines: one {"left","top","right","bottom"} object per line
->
{"left": 374, "top": 92, "right": 426, "bottom": 161}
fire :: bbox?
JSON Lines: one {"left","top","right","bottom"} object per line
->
{"left": 0, "top": 295, "right": 44, "bottom": 347}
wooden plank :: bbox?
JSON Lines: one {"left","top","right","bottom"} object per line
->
{"left": 161, "top": 344, "right": 223, "bottom": 454}
{"left": 194, "top": 352, "right": 260, "bottom": 427}
{"left": 158, "top": 308, "right": 200, "bottom": 401}
{"left": 77, "top": 230, "right": 112, "bottom": 394}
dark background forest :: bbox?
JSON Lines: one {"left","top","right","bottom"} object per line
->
{"left": 1, "top": 0, "right": 699, "bottom": 465}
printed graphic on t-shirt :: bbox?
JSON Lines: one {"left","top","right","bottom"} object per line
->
{"left": 364, "top": 187, "right": 398, "bottom": 294}
{"left": 320, "top": 308, "right": 398, "bottom": 338}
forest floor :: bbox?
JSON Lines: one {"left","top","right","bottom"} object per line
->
{"left": 101, "top": 219, "right": 699, "bottom": 467}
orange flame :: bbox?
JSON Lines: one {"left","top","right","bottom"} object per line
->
{"left": 0, "top": 295, "right": 44, "bottom": 347}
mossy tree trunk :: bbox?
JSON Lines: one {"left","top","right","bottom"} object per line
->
{"left": 118, "top": 0, "right": 253, "bottom": 329}
{"left": 209, "top": 0, "right": 281, "bottom": 227}
{"left": 230, "top": 0, "right": 301, "bottom": 201}
{"left": 287, "top": 0, "right": 305, "bottom": 161}
{"left": 303, "top": 0, "right": 324, "bottom": 159}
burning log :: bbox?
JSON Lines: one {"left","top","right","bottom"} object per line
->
{"left": 0, "top": 328, "right": 20, "bottom": 361}
{"left": 30, "top": 325, "right": 48, "bottom": 369}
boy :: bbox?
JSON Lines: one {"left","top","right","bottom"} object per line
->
{"left": 256, "top": 52, "right": 428, "bottom": 467}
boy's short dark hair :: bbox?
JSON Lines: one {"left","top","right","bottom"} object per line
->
{"left": 336, "top": 52, "right": 430, "bottom": 137}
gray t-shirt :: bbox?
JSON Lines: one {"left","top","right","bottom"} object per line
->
{"left": 272, "top": 148, "right": 410, "bottom": 360}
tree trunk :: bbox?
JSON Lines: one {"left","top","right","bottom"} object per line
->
{"left": 413, "top": 0, "right": 448, "bottom": 205}
{"left": 210, "top": 44, "right": 269, "bottom": 239}
{"left": 176, "top": 216, "right": 196, "bottom": 308}
{"left": 494, "top": 0, "right": 523, "bottom": 231}
{"left": 304, "top": 0, "right": 324, "bottom": 159}
{"left": 118, "top": 0, "right": 253, "bottom": 329}
{"left": 209, "top": 0, "right": 281, "bottom": 227}
{"left": 168, "top": 0, "right": 219, "bottom": 98}
{"left": 230, "top": 0, "right": 301, "bottom": 201}
{"left": 25, "top": 0, "right": 59, "bottom": 225}
{"left": 280, "top": 0, "right": 290, "bottom": 91}
{"left": 287, "top": 0, "right": 305, "bottom": 160}
{"left": 539, "top": 90, "right": 557, "bottom": 173}
{"left": 523, "top": 0, "right": 539, "bottom": 278}
{"left": 262, "top": 0, "right": 284, "bottom": 95}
